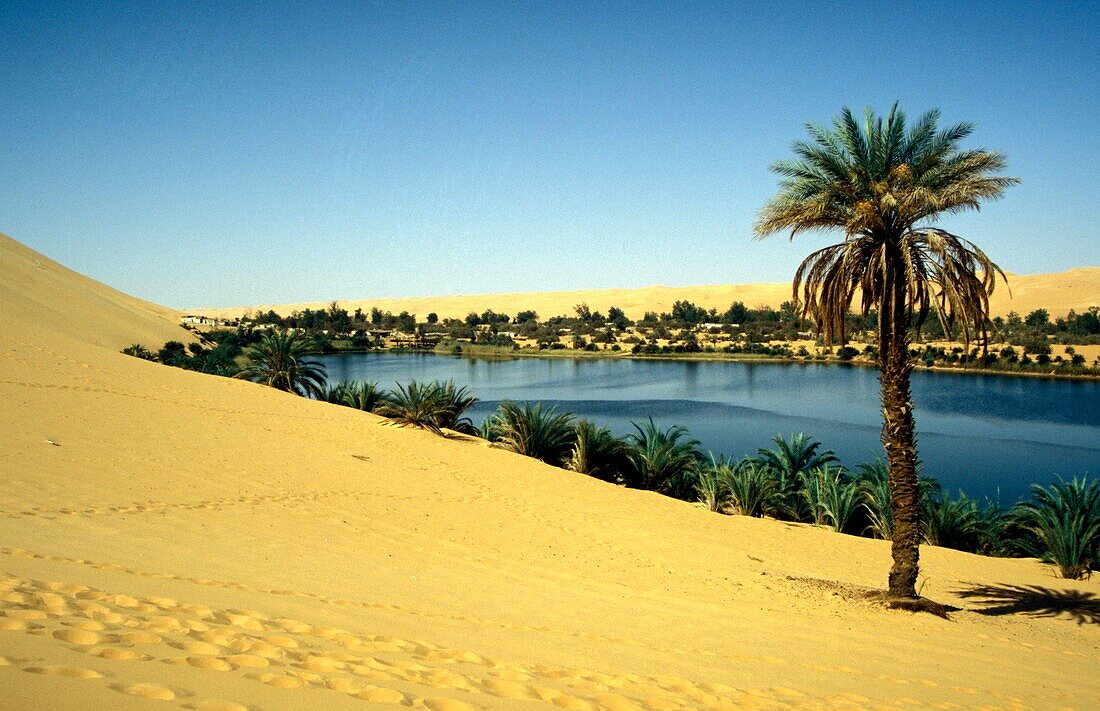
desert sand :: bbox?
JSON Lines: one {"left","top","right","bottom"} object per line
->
{"left": 1, "top": 231, "right": 1098, "bottom": 710}
{"left": 190, "top": 268, "right": 1099, "bottom": 323}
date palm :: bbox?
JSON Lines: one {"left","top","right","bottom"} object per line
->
{"left": 755, "top": 104, "right": 1016, "bottom": 602}
{"left": 235, "top": 330, "right": 327, "bottom": 398}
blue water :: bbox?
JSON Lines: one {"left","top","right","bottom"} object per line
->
{"left": 318, "top": 353, "right": 1100, "bottom": 504}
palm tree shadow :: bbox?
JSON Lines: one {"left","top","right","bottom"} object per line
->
{"left": 954, "top": 584, "right": 1099, "bottom": 625}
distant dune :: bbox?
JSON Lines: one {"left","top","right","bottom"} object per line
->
{"left": 191, "top": 267, "right": 1099, "bottom": 322}
{"left": 2, "top": 231, "right": 1098, "bottom": 709}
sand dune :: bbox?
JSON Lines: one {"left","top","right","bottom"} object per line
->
{"left": 191, "top": 268, "right": 1099, "bottom": 322}
{"left": 2, "top": 232, "right": 1098, "bottom": 709}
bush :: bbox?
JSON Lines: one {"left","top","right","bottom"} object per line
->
{"left": 835, "top": 345, "right": 860, "bottom": 361}
{"left": 488, "top": 401, "right": 576, "bottom": 465}
{"left": 1013, "top": 476, "right": 1100, "bottom": 579}
{"left": 376, "top": 380, "right": 478, "bottom": 435}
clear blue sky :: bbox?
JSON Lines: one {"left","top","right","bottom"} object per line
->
{"left": 2, "top": 1, "right": 1097, "bottom": 308}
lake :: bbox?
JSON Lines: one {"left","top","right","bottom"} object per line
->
{"left": 318, "top": 352, "right": 1100, "bottom": 504}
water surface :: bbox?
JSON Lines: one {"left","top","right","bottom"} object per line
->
{"left": 319, "top": 353, "right": 1100, "bottom": 503}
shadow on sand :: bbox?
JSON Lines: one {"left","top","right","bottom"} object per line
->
{"left": 954, "top": 583, "right": 1099, "bottom": 625}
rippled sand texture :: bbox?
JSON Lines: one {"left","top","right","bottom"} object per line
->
{"left": 2, "top": 231, "right": 1098, "bottom": 709}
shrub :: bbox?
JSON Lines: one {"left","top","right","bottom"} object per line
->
{"left": 725, "top": 459, "right": 782, "bottom": 517}
{"left": 376, "top": 380, "right": 477, "bottom": 435}
{"left": 1013, "top": 476, "right": 1100, "bottom": 579}
{"left": 491, "top": 401, "right": 576, "bottom": 465}
{"left": 625, "top": 418, "right": 700, "bottom": 497}
{"left": 835, "top": 345, "right": 860, "bottom": 361}
{"left": 566, "top": 419, "right": 629, "bottom": 483}
{"left": 696, "top": 454, "right": 732, "bottom": 512}
{"left": 122, "top": 343, "right": 154, "bottom": 360}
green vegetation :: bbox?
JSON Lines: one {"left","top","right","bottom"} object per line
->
{"left": 755, "top": 104, "right": 1017, "bottom": 601}
{"left": 566, "top": 419, "right": 630, "bottom": 483}
{"left": 485, "top": 401, "right": 576, "bottom": 465}
{"left": 1013, "top": 476, "right": 1100, "bottom": 580}
{"left": 375, "top": 380, "right": 478, "bottom": 435}
{"left": 325, "top": 380, "right": 384, "bottom": 412}
{"left": 234, "top": 330, "right": 327, "bottom": 398}
{"left": 624, "top": 419, "right": 701, "bottom": 498}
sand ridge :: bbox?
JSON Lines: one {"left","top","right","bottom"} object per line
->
{"left": 189, "top": 268, "right": 1100, "bottom": 322}
{"left": 1, "top": 233, "right": 1099, "bottom": 709}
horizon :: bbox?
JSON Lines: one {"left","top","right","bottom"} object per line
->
{"left": 2, "top": 2, "right": 1098, "bottom": 309}
{"left": 185, "top": 264, "right": 1095, "bottom": 313}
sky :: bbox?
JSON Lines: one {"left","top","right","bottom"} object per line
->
{"left": 1, "top": 1, "right": 1098, "bottom": 308}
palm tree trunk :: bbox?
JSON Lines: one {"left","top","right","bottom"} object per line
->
{"left": 879, "top": 264, "right": 921, "bottom": 600}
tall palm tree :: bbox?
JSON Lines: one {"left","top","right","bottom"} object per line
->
{"left": 235, "top": 330, "right": 327, "bottom": 398}
{"left": 755, "top": 104, "right": 1016, "bottom": 602}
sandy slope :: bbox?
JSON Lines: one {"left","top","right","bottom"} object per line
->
{"left": 190, "top": 269, "right": 1099, "bottom": 322}
{"left": 1, "top": 235, "right": 1097, "bottom": 710}
{"left": 0, "top": 233, "right": 191, "bottom": 352}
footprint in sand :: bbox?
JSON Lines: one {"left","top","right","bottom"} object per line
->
{"left": 183, "top": 701, "right": 249, "bottom": 711}
{"left": 354, "top": 685, "right": 405, "bottom": 703}
{"left": 52, "top": 628, "right": 102, "bottom": 645}
{"left": 420, "top": 698, "right": 482, "bottom": 711}
{"left": 24, "top": 665, "right": 103, "bottom": 679}
{"left": 115, "top": 682, "right": 177, "bottom": 700}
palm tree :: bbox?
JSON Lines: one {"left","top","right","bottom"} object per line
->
{"left": 492, "top": 401, "right": 576, "bottom": 466}
{"left": 326, "top": 380, "right": 384, "bottom": 412}
{"left": 725, "top": 458, "right": 783, "bottom": 518}
{"left": 756, "top": 433, "right": 838, "bottom": 520}
{"left": 235, "top": 330, "right": 327, "bottom": 398}
{"left": 1013, "top": 476, "right": 1100, "bottom": 580}
{"left": 376, "top": 380, "right": 478, "bottom": 435}
{"left": 625, "top": 418, "right": 700, "bottom": 497}
{"left": 566, "top": 419, "right": 630, "bottom": 483}
{"left": 756, "top": 104, "right": 1016, "bottom": 602}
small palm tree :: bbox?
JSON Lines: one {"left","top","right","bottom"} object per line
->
{"left": 625, "top": 418, "right": 700, "bottom": 497}
{"left": 376, "top": 381, "right": 448, "bottom": 433}
{"left": 696, "top": 453, "right": 733, "bottom": 512}
{"left": 756, "top": 104, "right": 1016, "bottom": 601}
{"left": 800, "top": 464, "right": 860, "bottom": 532}
{"left": 326, "top": 380, "right": 384, "bottom": 412}
{"left": 854, "top": 457, "right": 941, "bottom": 540}
{"left": 566, "top": 419, "right": 629, "bottom": 483}
{"left": 235, "top": 330, "right": 327, "bottom": 398}
{"left": 1013, "top": 476, "right": 1100, "bottom": 580}
{"left": 493, "top": 401, "right": 576, "bottom": 465}
{"left": 757, "top": 433, "right": 838, "bottom": 520}
{"left": 375, "top": 380, "right": 478, "bottom": 435}
{"left": 122, "top": 343, "right": 154, "bottom": 360}
{"left": 432, "top": 381, "right": 479, "bottom": 435}
{"left": 725, "top": 459, "right": 783, "bottom": 518}
{"left": 922, "top": 492, "right": 981, "bottom": 551}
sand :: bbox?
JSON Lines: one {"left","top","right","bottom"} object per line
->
{"left": 1, "top": 231, "right": 1098, "bottom": 710}
{"left": 189, "top": 268, "right": 1100, "bottom": 322}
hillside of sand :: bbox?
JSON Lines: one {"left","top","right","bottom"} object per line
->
{"left": 1, "top": 231, "right": 1098, "bottom": 710}
{"left": 190, "top": 268, "right": 1099, "bottom": 322}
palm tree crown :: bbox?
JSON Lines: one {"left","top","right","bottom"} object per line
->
{"left": 235, "top": 330, "right": 327, "bottom": 399}
{"left": 756, "top": 104, "right": 1017, "bottom": 351}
